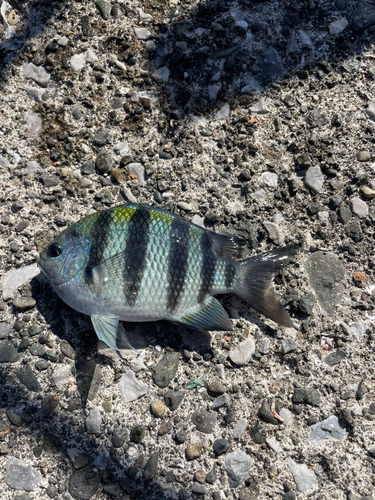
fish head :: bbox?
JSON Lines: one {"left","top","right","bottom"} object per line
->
{"left": 38, "top": 226, "right": 91, "bottom": 286}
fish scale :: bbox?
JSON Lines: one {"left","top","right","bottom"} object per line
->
{"left": 38, "top": 203, "right": 298, "bottom": 351}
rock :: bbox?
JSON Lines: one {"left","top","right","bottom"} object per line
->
{"left": 23, "top": 63, "right": 50, "bottom": 87}
{"left": 164, "top": 390, "right": 184, "bottom": 411}
{"left": 25, "top": 86, "right": 46, "bottom": 102}
{"left": 250, "top": 98, "right": 269, "bottom": 114}
{"left": 367, "top": 100, "right": 375, "bottom": 121}
{"left": 93, "top": 129, "right": 110, "bottom": 146}
{"left": 306, "top": 252, "right": 346, "bottom": 316}
{"left": 213, "top": 438, "right": 230, "bottom": 456}
{"left": 351, "top": 322, "right": 368, "bottom": 337}
{"left": 286, "top": 458, "right": 316, "bottom": 492}
{"left": 152, "top": 352, "right": 180, "bottom": 388}
{"left": 0, "top": 154, "right": 9, "bottom": 167}
{"left": 309, "top": 415, "right": 348, "bottom": 446}
{"left": 250, "top": 422, "right": 267, "bottom": 444}
{"left": 127, "top": 163, "right": 145, "bottom": 185}
{"left": 306, "top": 109, "right": 329, "bottom": 128}
{"left": 258, "top": 338, "right": 270, "bottom": 355}
{"left": 241, "top": 76, "right": 262, "bottom": 94}
{"left": 329, "top": 18, "right": 348, "bottom": 34}
{"left": 208, "top": 84, "right": 220, "bottom": 100}
{"left": 361, "top": 186, "right": 375, "bottom": 199}
{"left": 85, "top": 408, "right": 101, "bottom": 434}
{"left": 130, "top": 424, "right": 146, "bottom": 443}
{"left": 175, "top": 429, "right": 187, "bottom": 443}
{"left": 134, "top": 27, "right": 151, "bottom": 40}
{"left": 16, "top": 363, "right": 41, "bottom": 392}
{"left": 68, "top": 466, "right": 101, "bottom": 500}
{"left": 185, "top": 443, "right": 203, "bottom": 460}
{"left": 177, "top": 201, "right": 193, "bottom": 212}
{"left": 292, "top": 387, "right": 321, "bottom": 406}
{"left": 192, "top": 409, "right": 217, "bottom": 433}
{"left": 94, "top": 0, "right": 111, "bottom": 19}
{"left": 232, "top": 418, "right": 247, "bottom": 439}
{"left": 0, "top": 341, "right": 20, "bottom": 363}
{"left": 150, "top": 399, "right": 166, "bottom": 417}
{"left": 25, "top": 111, "right": 42, "bottom": 137}
{"left": 224, "top": 451, "right": 253, "bottom": 488}
{"left": 229, "top": 336, "right": 255, "bottom": 366}
{"left": 40, "top": 174, "right": 60, "bottom": 187}
{"left": 41, "top": 395, "right": 59, "bottom": 416}
{"left": 279, "top": 408, "right": 293, "bottom": 426}
{"left": 152, "top": 67, "right": 170, "bottom": 83}
{"left": 298, "top": 29, "right": 313, "bottom": 47}
{"left": 260, "top": 172, "right": 278, "bottom": 189}
{"left": 6, "top": 407, "right": 23, "bottom": 426}
{"left": 95, "top": 150, "right": 113, "bottom": 173}
{"left": 3, "top": 457, "right": 42, "bottom": 491}
{"left": 85, "top": 48, "right": 97, "bottom": 62}
{"left": 324, "top": 350, "right": 346, "bottom": 367}
{"left": 0, "top": 323, "right": 9, "bottom": 339}
{"left": 345, "top": 220, "right": 364, "bottom": 242}
{"left": 292, "top": 292, "right": 315, "bottom": 316}
{"left": 351, "top": 0, "right": 375, "bottom": 31}
{"left": 258, "top": 48, "right": 283, "bottom": 80}
{"left": 212, "top": 393, "right": 231, "bottom": 410}
{"left": 119, "top": 369, "right": 149, "bottom": 403}
{"left": 2, "top": 263, "right": 40, "bottom": 300}
{"left": 258, "top": 401, "right": 279, "bottom": 425}
{"left": 76, "top": 359, "right": 102, "bottom": 403}
{"left": 208, "top": 380, "right": 225, "bottom": 395}
{"left": 305, "top": 166, "right": 324, "bottom": 193}
{"left": 12, "top": 297, "right": 36, "bottom": 310}
{"left": 263, "top": 222, "right": 283, "bottom": 245}
{"left": 144, "top": 452, "right": 158, "bottom": 480}
{"left": 351, "top": 197, "right": 368, "bottom": 218}
{"left": 192, "top": 482, "right": 208, "bottom": 494}
{"left": 216, "top": 103, "right": 230, "bottom": 119}
{"left": 112, "top": 426, "right": 128, "bottom": 447}
{"left": 266, "top": 437, "right": 283, "bottom": 453}
{"left": 60, "top": 340, "right": 76, "bottom": 360}
{"left": 282, "top": 338, "right": 297, "bottom": 354}
{"left": 69, "top": 53, "right": 86, "bottom": 72}
{"left": 52, "top": 365, "right": 71, "bottom": 389}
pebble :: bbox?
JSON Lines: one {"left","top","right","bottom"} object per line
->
{"left": 216, "top": 103, "right": 230, "bottom": 119}
{"left": 309, "top": 415, "right": 348, "bottom": 446}
{"left": 345, "top": 220, "right": 364, "bottom": 242}
{"left": 60, "top": 340, "right": 76, "bottom": 360}
{"left": 192, "top": 482, "right": 208, "bottom": 494}
{"left": 282, "top": 338, "right": 297, "bottom": 354}
{"left": 25, "top": 111, "right": 42, "bottom": 137}
{"left": 263, "top": 221, "right": 283, "bottom": 245}
{"left": 233, "top": 418, "right": 247, "bottom": 439}
{"left": 164, "top": 390, "right": 184, "bottom": 411}
{"left": 351, "top": 197, "right": 368, "bottom": 218}
{"left": 130, "top": 424, "right": 146, "bottom": 443}
{"left": 94, "top": 0, "right": 111, "bottom": 19}
{"left": 208, "top": 380, "right": 225, "bottom": 395}
{"left": 7, "top": 407, "right": 23, "bottom": 426}
{"left": 122, "top": 187, "right": 137, "bottom": 203}
{"left": 95, "top": 150, "right": 113, "bottom": 173}
{"left": 329, "top": 18, "right": 348, "bottom": 34}
{"left": 212, "top": 393, "right": 231, "bottom": 410}
{"left": 134, "top": 27, "right": 151, "bottom": 40}
{"left": 16, "top": 363, "right": 41, "bottom": 392}
{"left": 0, "top": 154, "right": 9, "bottom": 167}
{"left": 324, "top": 350, "right": 346, "bottom": 367}
{"left": 52, "top": 365, "right": 71, "bottom": 389}
{"left": 0, "top": 323, "right": 9, "bottom": 339}
{"left": 152, "top": 352, "right": 180, "bottom": 388}
{"left": 229, "top": 336, "right": 255, "bottom": 366}
{"left": 13, "top": 297, "right": 36, "bottom": 310}
{"left": 306, "top": 108, "right": 329, "bottom": 128}
{"left": 0, "top": 341, "right": 20, "bottom": 363}
{"left": 4, "top": 457, "right": 42, "bottom": 491}
{"left": 361, "top": 186, "right": 375, "bottom": 199}
{"left": 144, "top": 452, "right": 159, "bottom": 480}
{"left": 177, "top": 201, "right": 193, "bottom": 211}
{"left": 250, "top": 98, "right": 269, "bottom": 114}
{"left": 23, "top": 63, "right": 50, "bottom": 87}
{"left": 224, "top": 451, "right": 253, "bottom": 488}
{"left": 41, "top": 395, "right": 59, "bottom": 416}
{"left": 266, "top": 437, "right": 283, "bottom": 453}
{"left": 351, "top": 322, "right": 368, "bottom": 337}
{"left": 119, "top": 369, "right": 149, "bottom": 403}
{"left": 293, "top": 292, "right": 315, "bottom": 316}
{"left": 258, "top": 47, "right": 283, "bottom": 79}
{"left": 150, "top": 399, "right": 166, "bottom": 417}
{"left": 152, "top": 67, "right": 170, "bottom": 83}
{"left": 192, "top": 408, "right": 217, "bottom": 433}
{"left": 128, "top": 163, "right": 146, "bottom": 185}
{"left": 279, "top": 408, "right": 293, "bottom": 426}
{"left": 258, "top": 338, "right": 270, "bottom": 355}
{"left": 129, "top": 354, "right": 146, "bottom": 372}
{"left": 286, "top": 458, "right": 316, "bottom": 492}
{"left": 261, "top": 172, "right": 278, "bottom": 189}
{"left": 69, "top": 53, "right": 86, "bottom": 72}
{"left": 208, "top": 84, "right": 220, "bottom": 100}
{"left": 258, "top": 400, "right": 279, "bottom": 425}
{"left": 85, "top": 408, "right": 101, "bottom": 434}
{"left": 356, "top": 151, "right": 371, "bottom": 162}
{"left": 292, "top": 387, "right": 321, "bottom": 406}
{"left": 305, "top": 166, "right": 324, "bottom": 193}
{"left": 185, "top": 443, "right": 203, "bottom": 460}
{"left": 25, "top": 86, "right": 46, "bottom": 102}
{"left": 2, "top": 263, "right": 40, "bottom": 300}
{"left": 213, "top": 438, "right": 230, "bottom": 456}
{"left": 68, "top": 466, "right": 101, "bottom": 500}
{"left": 215, "top": 364, "right": 225, "bottom": 379}
{"left": 146, "top": 40, "right": 157, "bottom": 52}
{"left": 241, "top": 76, "right": 262, "bottom": 94}
{"left": 366, "top": 100, "right": 375, "bottom": 121}
{"left": 57, "top": 36, "right": 69, "bottom": 46}
{"left": 175, "top": 429, "right": 187, "bottom": 443}
{"left": 85, "top": 48, "right": 97, "bottom": 63}
{"left": 112, "top": 426, "right": 128, "bottom": 448}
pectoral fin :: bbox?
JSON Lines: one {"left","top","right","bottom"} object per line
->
{"left": 91, "top": 315, "right": 138, "bottom": 352}
{"left": 177, "top": 296, "right": 233, "bottom": 331}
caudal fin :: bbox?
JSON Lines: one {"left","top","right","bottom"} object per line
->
{"left": 234, "top": 244, "right": 299, "bottom": 328}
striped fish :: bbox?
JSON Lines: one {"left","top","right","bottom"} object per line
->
{"left": 38, "top": 204, "right": 298, "bottom": 351}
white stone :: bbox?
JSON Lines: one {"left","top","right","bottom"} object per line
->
{"left": 286, "top": 458, "right": 316, "bottom": 492}
{"left": 145, "top": 40, "right": 157, "bottom": 52}
{"left": 85, "top": 408, "right": 102, "bottom": 434}
{"left": 81, "top": 178, "right": 92, "bottom": 188}
{"left": 191, "top": 214, "right": 205, "bottom": 227}
{"left": 229, "top": 336, "right": 255, "bottom": 366}
{"left": 229, "top": 201, "right": 243, "bottom": 213}
{"left": 81, "top": 144, "right": 90, "bottom": 154}
{"left": 241, "top": 76, "right": 262, "bottom": 94}
{"left": 260, "top": 172, "right": 278, "bottom": 189}
{"left": 250, "top": 98, "right": 269, "bottom": 114}
{"left": 189, "top": 114, "right": 207, "bottom": 126}
{"left": 329, "top": 19, "right": 348, "bottom": 35}
{"left": 114, "top": 142, "right": 129, "bottom": 153}
{"left": 318, "top": 210, "right": 329, "bottom": 221}
{"left": 272, "top": 214, "right": 285, "bottom": 223}
{"left": 122, "top": 186, "right": 137, "bottom": 203}
{"left": 216, "top": 103, "right": 230, "bottom": 119}
{"left": 115, "top": 60, "right": 126, "bottom": 72}
{"left": 25, "top": 160, "right": 39, "bottom": 175}
{"left": 215, "top": 363, "right": 225, "bottom": 380}
{"left": 298, "top": 29, "right": 313, "bottom": 47}
{"left": 266, "top": 437, "right": 283, "bottom": 453}
{"left": 350, "top": 322, "right": 368, "bottom": 337}
{"left": 119, "top": 369, "right": 149, "bottom": 403}
{"left": 69, "top": 53, "right": 86, "bottom": 71}
{"left": 177, "top": 201, "right": 193, "bottom": 211}
{"left": 0, "top": 155, "right": 9, "bottom": 167}
{"left": 2, "top": 263, "right": 40, "bottom": 300}
{"left": 86, "top": 48, "right": 98, "bottom": 62}
{"left": 250, "top": 189, "right": 266, "bottom": 201}
{"left": 351, "top": 197, "right": 368, "bottom": 218}
{"left": 57, "top": 36, "right": 69, "bottom": 46}
{"left": 23, "top": 63, "right": 50, "bottom": 87}
{"left": 208, "top": 84, "right": 220, "bottom": 100}
{"left": 25, "top": 111, "right": 42, "bottom": 137}
{"left": 232, "top": 418, "right": 247, "bottom": 439}
{"left": 224, "top": 451, "right": 253, "bottom": 488}
{"left": 279, "top": 408, "right": 293, "bottom": 426}
{"left": 129, "top": 354, "right": 147, "bottom": 373}
{"left": 263, "top": 221, "right": 283, "bottom": 245}
{"left": 3, "top": 457, "right": 42, "bottom": 491}
{"left": 25, "top": 86, "right": 46, "bottom": 102}
{"left": 139, "top": 90, "right": 158, "bottom": 102}
{"left": 52, "top": 365, "right": 71, "bottom": 389}
{"left": 128, "top": 163, "right": 145, "bottom": 185}
{"left": 305, "top": 166, "right": 324, "bottom": 193}
{"left": 152, "top": 67, "right": 170, "bottom": 83}
{"left": 134, "top": 27, "right": 151, "bottom": 40}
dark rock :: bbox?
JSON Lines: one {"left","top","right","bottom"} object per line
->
{"left": 258, "top": 401, "right": 279, "bottom": 425}
{"left": 76, "top": 358, "right": 102, "bottom": 403}
{"left": 95, "top": 150, "right": 113, "bottom": 173}
{"left": 175, "top": 429, "right": 187, "bottom": 444}
{"left": 345, "top": 220, "right": 364, "bottom": 242}
{"left": 94, "top": 0, "right": 111, "bottom": 20}
{"left": 205, "top": 464, "right": 217, "bottom": 484}
{"left": 284, "top": 491, "right": 297, "bottom": 500}
{"left": 258, "top": 48, "right": 284, "bottom": 80}
{"left": 40, "top": 175, "right": 60, "bottom": 187}
{"left": 112, "top": 426, "right": 128, "bottom": 447}
{"left": 6, "top": 407, "right": 23, "bottom": 426}
{"left": 249, "top": 422, "right": 267, "bottom": 444}
{"left": 102, "top": 483, "right": 120, "bottom": 496}
{"left": 0, "top": 341, "right": 20, "bottom": 363}
{"left": 356, "top": 380, "right": 368, "bottom": 400}
{"left": 11, "top": 201, "right": 24, "bottom": 213}
{"left": 68, "top": 466, "right": 101, "bottom": 500}
{"left": 338, "top": 205, "right": 351, "bottom": 223}
{"left": 164, "top": 390, "right": 184, "bottom": 411}
{"left": 292, "top": 387, "right": 321, "bottom": 406}
{"left": 213, "top": 439, "right": 230, "bottom": 456}
{"left": 17, "top": 363, "right": 41, "bottom": 392}
{"left": 111, "top": 4, "right": 123, "bottom": 18}
{"left": 144, "top": 452, "right": 158, "bottom": 480}
{"left": 192, "top": 408, "right": 217, "bottom": 433}
{"left": 72, "top": 108, "right": 82, "bottom": 120}
{"left": 292, "top": 292, "right": 315, "bottom": 316}
{"left": 152, "top": 352, "right": 180, "bottom": 388}
{"left": 60, "top": 340, "right": 75, "bottom": 359}
{"left": 330, "top": 196, "right": 342, "bottom": 209}
{"left": 93, "top": 129, "right": 110, "bottom": 146}
{"left": 42, "top": 395, "right": 59, "bottom": 416}
{"left": 324, "top": 350, "right": 346, "bottom": 367}
{"left": 35, "top": 359, "right": 49, "bottom": 371}
{"left": 130, "top": 424, "right": 146, "bottom": 443}
{"left": 81, "top": 160, "right": 95, "bottom": 175}
{"left": 351, "top": 0, "right": 375, "bottom": 31}
{"left": 306, "top": 108, "right": 329, "bottom": 128}
{"left": 158, "top": 420, "right": 172, "bottom": 436}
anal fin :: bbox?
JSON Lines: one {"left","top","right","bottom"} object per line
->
{"left": 91, "top": 315, "right": 139, "bottom": 352}
{"left": 177, "top": 296, "right": 233, "bottom": 331}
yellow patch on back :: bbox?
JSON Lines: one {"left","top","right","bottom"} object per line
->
{"left": 113, "top": 206, "right": 136, "bottom": 224}
{"left": 149, "top": 210, "right": 173, "bottom": 227}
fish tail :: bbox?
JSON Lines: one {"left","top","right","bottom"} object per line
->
{"left": 233, "top": 244, "right": 299, "bottom": 328}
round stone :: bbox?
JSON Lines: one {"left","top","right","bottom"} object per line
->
{"left": 150, "top": 399, "right": 166, "bottom": 417}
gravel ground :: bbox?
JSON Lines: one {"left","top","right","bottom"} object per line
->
{"left": 0, "top": 0, "right": 375, "bottom": 499}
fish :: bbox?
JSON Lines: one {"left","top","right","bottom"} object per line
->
{"left": 38, "top": 203, "right": 298, "bottom": 351}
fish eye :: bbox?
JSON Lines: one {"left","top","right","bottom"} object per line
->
{"left": 47, "top": 242, "right": 62, "bottom": 258}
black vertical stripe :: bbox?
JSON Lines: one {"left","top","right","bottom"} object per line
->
{"left": 167, "top": 219, "right": 190, "bottom": 312}
{"left": 84, "top": 209, "right": 112, "bottom": 285}
{"left": 197, "top": 232, "right": 217, "bottom": 303}
{"left": 224, "top": 260, "right": 236, "bottom": 290}
{"left": 123, "top": 206, "right": 151, "bottom": 306}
